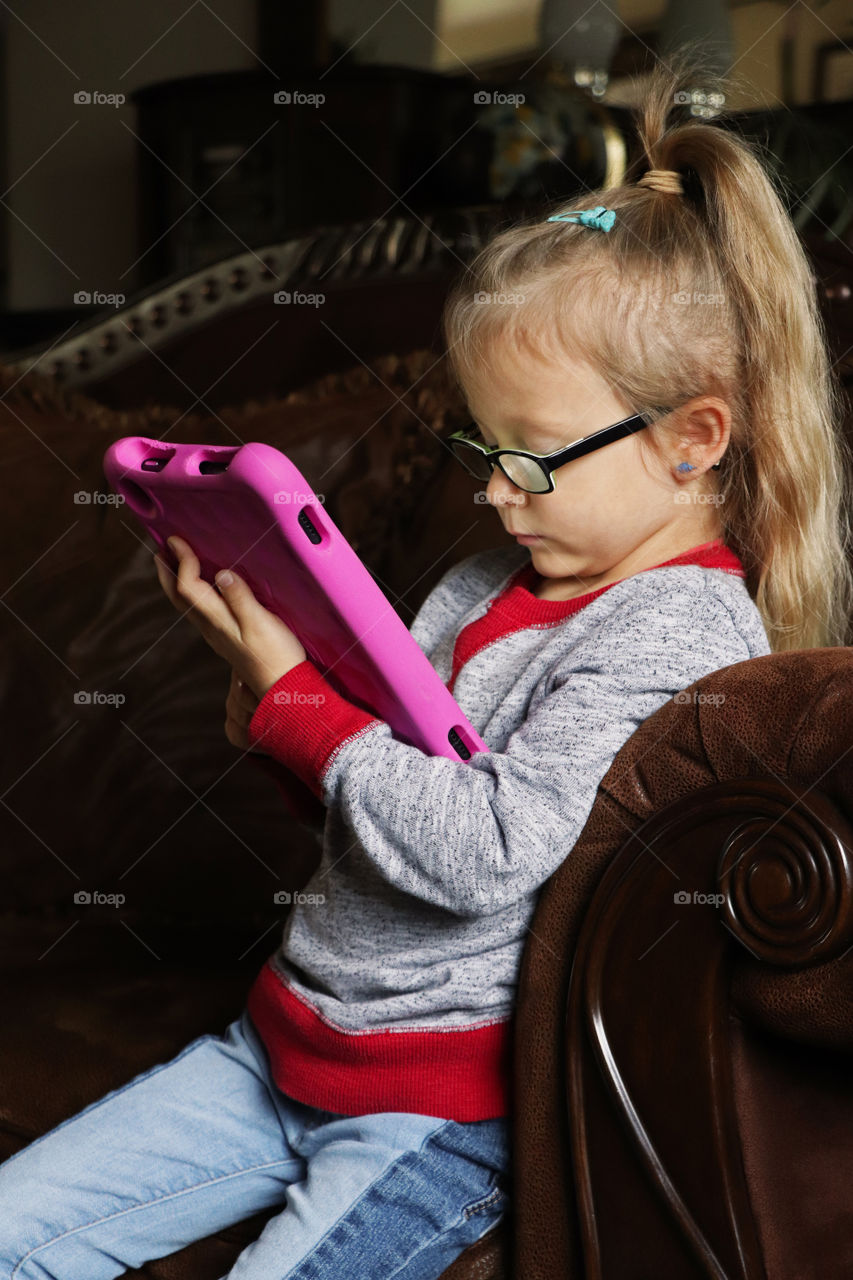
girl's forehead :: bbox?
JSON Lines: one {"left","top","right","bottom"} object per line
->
{"left": 463, "top": 353, "right": 606, "bottom": 417}
{"left": 463, "top": 322, "right": 601, "bottom": 392}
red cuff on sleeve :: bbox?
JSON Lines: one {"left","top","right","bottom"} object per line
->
{"left": 247, "top": 660, "right": 382, "bottom": 797}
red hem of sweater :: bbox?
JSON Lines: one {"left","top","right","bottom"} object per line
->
{"left": 247, "top": 661, "right": 382, "bottom": 799}
{"left": 246, "top": 958, "right": 512, "bottom": 1121}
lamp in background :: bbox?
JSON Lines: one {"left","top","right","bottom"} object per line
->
{"left": 657, "top": 0, "right": 732, "bottom": 118}
{"left": 537, "top": 0, "right": 622, "bottom": 99}
{"left": 470, "top": 0, "right": 626, "bottom": 203}
{"left": 658, "top": 0, "right": 733, "bottom": 77}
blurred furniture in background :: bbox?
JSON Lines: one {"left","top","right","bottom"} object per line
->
{"left": 7, "top": 83, "right": 853, "bottom": 359}
{"left": 129, "top": 67, "right": 501, "bottom": 282}
{"left": 129, "top": 63, "right": 853, "bottom": 284}
{"left": 6, "top": 201, "right": 853, "bottom": 406}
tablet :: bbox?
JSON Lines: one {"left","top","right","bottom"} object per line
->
{"left": 102, "top": 437, "right": 490, "bottom": 763}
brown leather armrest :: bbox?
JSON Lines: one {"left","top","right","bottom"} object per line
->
{"left": 732, "top": 950, "right": 853, "bottom": 1050}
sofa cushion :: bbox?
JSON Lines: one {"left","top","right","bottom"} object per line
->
{"left": 0, "top": 349, "right": 501, "bottom": 945}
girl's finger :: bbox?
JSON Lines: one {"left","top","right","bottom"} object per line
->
{"left": 167, "top": 538, "right": 240, "bottom": 635}
{"left": 230, "top": 670, "right": 257, "bottom": 713}
{"left": 238, "top": 687, "right": 260, "bottom": 715}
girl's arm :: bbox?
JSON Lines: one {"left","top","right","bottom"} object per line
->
{"left": 247, "top": 576, "right": 755, "bottom": 917}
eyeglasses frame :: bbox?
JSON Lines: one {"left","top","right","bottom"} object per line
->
{"left": 447, "top": 408, "right": 668, "bottom": 494}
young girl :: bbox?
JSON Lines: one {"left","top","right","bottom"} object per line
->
{"left": 2, "top": 52, "right": 851, "bottom": 1280}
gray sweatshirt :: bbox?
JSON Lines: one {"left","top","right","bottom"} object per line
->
{"left": 245, "top": 539, "right": 771, "bottom": 1119}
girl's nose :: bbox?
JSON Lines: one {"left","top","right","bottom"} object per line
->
{"left": 486, "top": 466, "right": 527, "bottom": 508}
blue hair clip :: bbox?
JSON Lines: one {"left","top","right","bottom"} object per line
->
{"left": 546, "top": 205, "right": 616, "bottom": 233}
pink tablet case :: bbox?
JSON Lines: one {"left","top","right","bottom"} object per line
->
{"left": 102, "top": 437, "right": 490, "bottom": 763}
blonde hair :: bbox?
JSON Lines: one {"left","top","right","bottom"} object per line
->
{"left": 441, "top": 47, "right": 853, "bottom": 651}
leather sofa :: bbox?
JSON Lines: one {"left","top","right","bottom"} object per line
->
{"left": 2, "top": 209, "right": 853, "bottom": 1278}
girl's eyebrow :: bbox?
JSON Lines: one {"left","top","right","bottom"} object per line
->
{"left": 476, "top": 422, "right": 555, "bottom": 447}
{"left": 475, "top": 418, "right": 549, "bottom": 431}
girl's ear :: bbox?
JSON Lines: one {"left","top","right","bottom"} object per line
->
{"left": 677, "top": 397, "right": 731, "bottom": 461}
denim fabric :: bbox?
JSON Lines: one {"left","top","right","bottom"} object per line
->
{"left": 0, "top": 1009, "right": 510, "bottom": 1279}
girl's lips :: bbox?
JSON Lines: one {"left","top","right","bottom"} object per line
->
{"left": 513, "top": 533, "right": 543, "bottom": 543}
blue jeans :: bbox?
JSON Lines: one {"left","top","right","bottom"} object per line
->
{"left": 0, "top": 1008, "right": 510, "bottom": 1279}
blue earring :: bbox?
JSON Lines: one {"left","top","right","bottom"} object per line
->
{"left": 677, "top": 462, "right": 695, "bottom": 473}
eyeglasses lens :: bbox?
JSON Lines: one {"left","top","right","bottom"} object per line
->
{"left": 449, "top": 439, "right": 550, "bottom": 494}
{"left": 500, "top": 454, "right": 549, "bottom": 492}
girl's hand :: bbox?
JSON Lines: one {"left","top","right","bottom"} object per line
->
{"left": 225, "top": 666, "right": 268, "bottom": 754}
{"left": 153, "top": 534, "right": 308, "bottom": 701}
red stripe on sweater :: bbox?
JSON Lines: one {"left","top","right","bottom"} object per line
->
{"left": 247, "top": 958, "right": 512, "bottom": 1121}
{"left": 447, "top": 538, "right": 745, "bottom": 696}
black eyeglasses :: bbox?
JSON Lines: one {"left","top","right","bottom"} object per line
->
{"left": 447, "top": 409, "right": 665, "bottom": 495}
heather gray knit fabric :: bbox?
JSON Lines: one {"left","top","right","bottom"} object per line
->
{"left": 265, "top": 543, "right": 771, "bottom": 1031}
